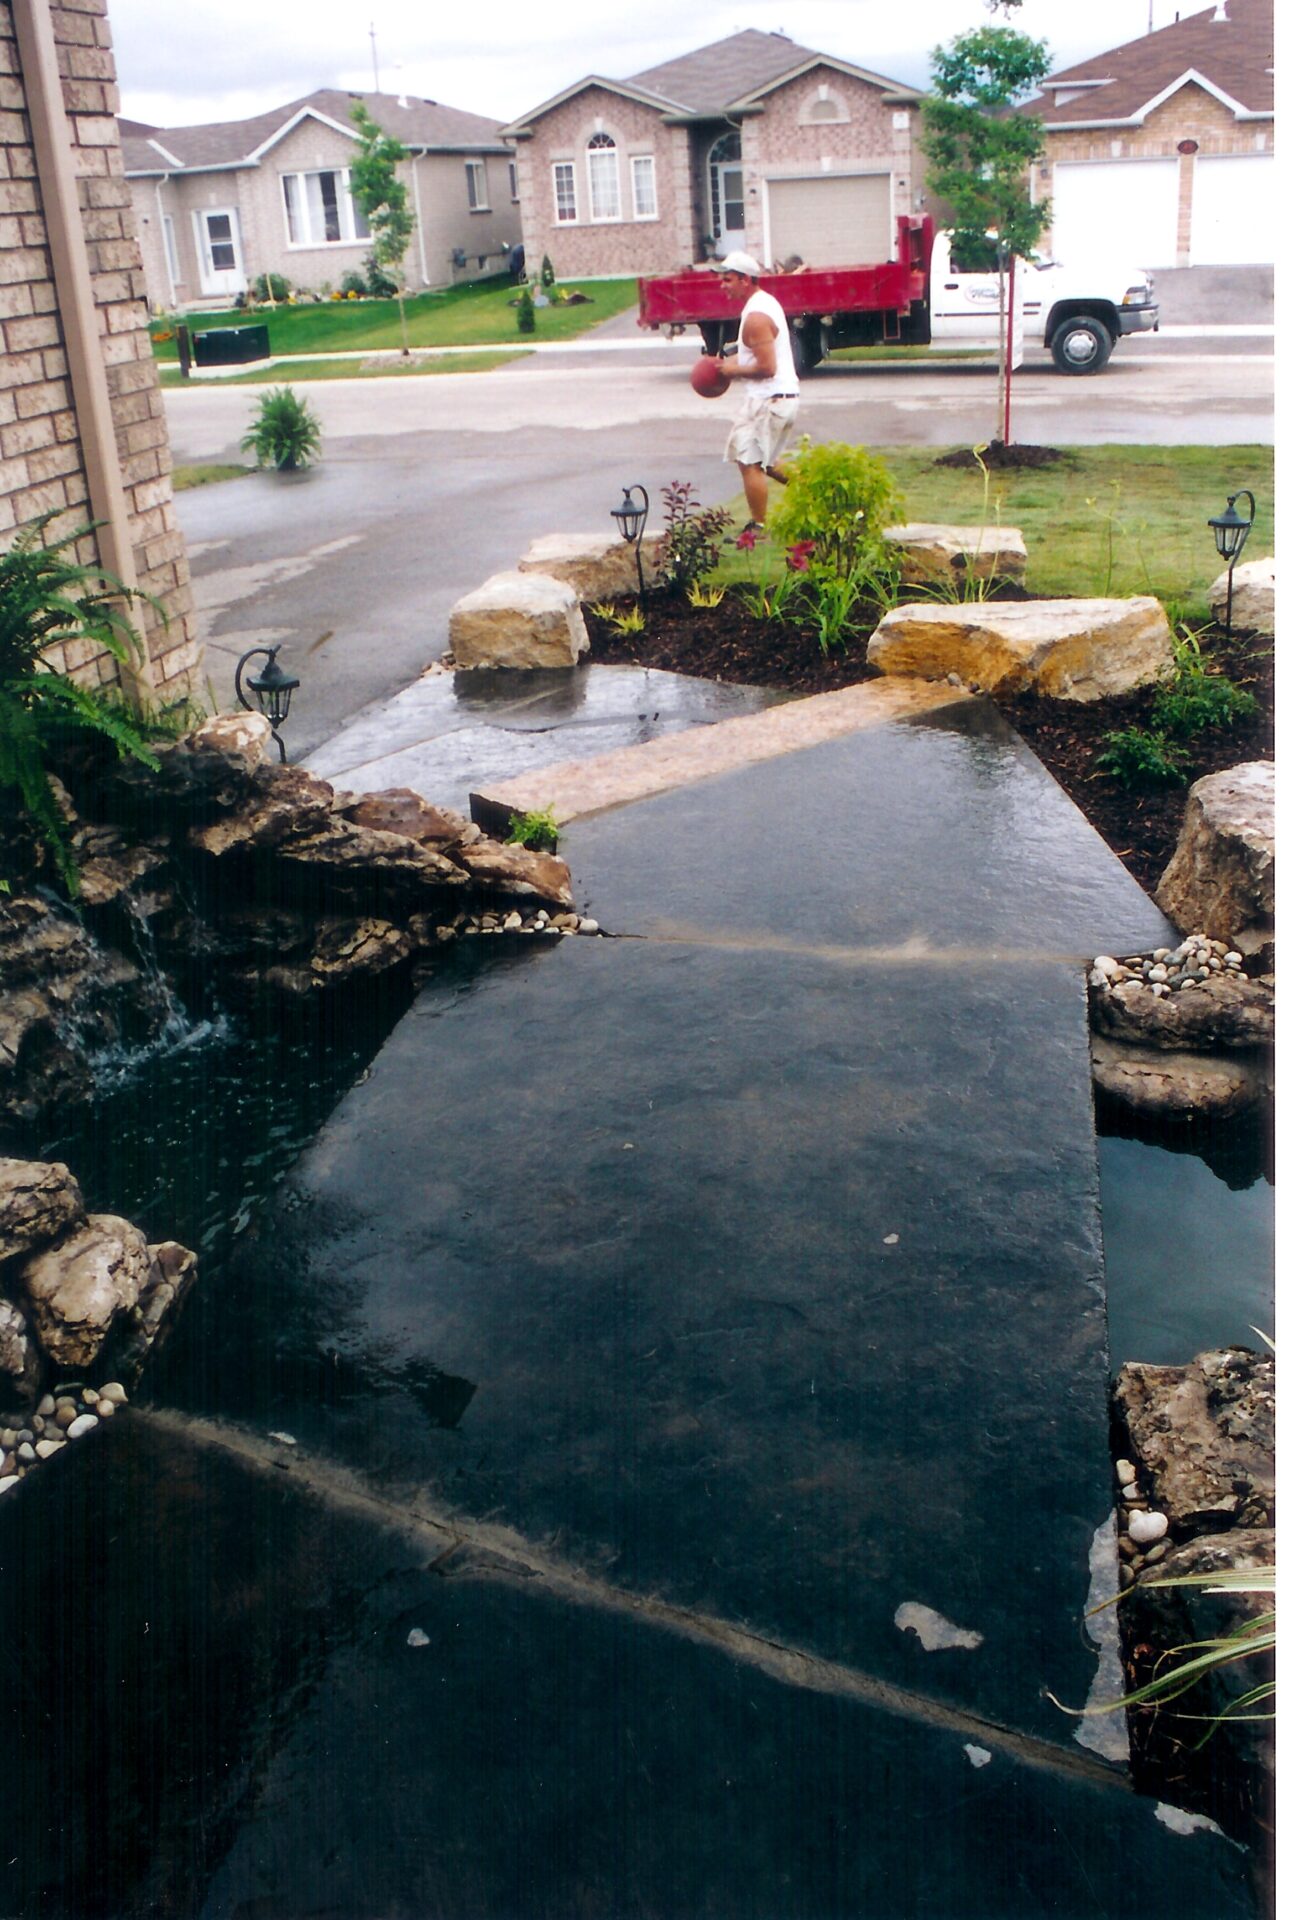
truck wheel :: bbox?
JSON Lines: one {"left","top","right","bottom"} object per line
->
{"left": 789, "top": 321, "right": 822, "bottom": 376}
{"left": 1050, "top": 315, "right": 1113, "bottom": 374}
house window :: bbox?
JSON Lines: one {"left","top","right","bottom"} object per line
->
{"left": 281, "top": 169, "right": 369, "bottom": 246}
{"left": 799, "top": 84, "right": 850, "bottom": 126}
{"left": 553, "top": 160, "right": 577, "bottom": 222}
{"left": 161, "top": 212, "right": 179, "bottom": 283}
{"left": 466, "top": 159, "right": 489, "bottom": 210}
{"left": 587, "top": 132, "right": 620, "bottom": 221}
{"left": 509, "top": 159, "right": 519, "bottom": 201}
{"left": 631, "top": 154, "right": 657, "bottom": 219}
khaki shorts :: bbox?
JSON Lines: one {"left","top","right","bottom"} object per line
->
{"left": 724, "top": 391, "right": 800, "bottom": 469}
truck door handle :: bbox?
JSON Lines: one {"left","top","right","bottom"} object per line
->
{"left": 943, "top": 281, "right": 959, "bottom": 289}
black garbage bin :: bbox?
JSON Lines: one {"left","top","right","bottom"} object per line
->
{"left": 192, "top": 324, "right": 270, "bottom": 367}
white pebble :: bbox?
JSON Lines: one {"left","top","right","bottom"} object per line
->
{"left": 1226, "top": 952, "right": 1242, "bottom": 968}
{"left": 35, "top": 1439, "right": 64, "bottom": 1459}
{"left": 1115, "top": 1459, "right": 1137, "bottom": 1486}
{"left": 268, "top": 1431, "right": 297, "bottom": 1446}
{"left": 0, "top": 1476, "right": 19, "bottom": 1496}
{"left": 883, "top": 1233, "right": 899, "bottom": 1245}
{"left": 99, "top": 1382, "right": 128, "bottom": 1406}
{"left": 407, "top": 1628, "right": 431, "bottom": 1648}
{"left": 36, "top": 1395, "right": 55, "bottom": 1418}
{"left": 579, "top": 918, "right": 599, "bottom": 934}
{"left": 95, "top": 1399, "right": 116, "bottom": 1419}
{"left": 66, "top": 1414, "right": 99, "bottom": 1440}
{"left": 1128, "top": 1510, "right": 1169, "bottom": 1544}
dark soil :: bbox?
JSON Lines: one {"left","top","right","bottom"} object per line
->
{"left": 933, "top": 440, "right": 1067, "bottom": 470}
{"left": 588, "top": 589, "right": 1273, "bottom": 898}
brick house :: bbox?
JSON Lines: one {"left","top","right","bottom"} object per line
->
{"left": 500, "top": 29, "right": 925, "bottom": 279}
{"left": 1025, "top": 0, "right": 1273, "bottom": 269}
{"left": 2, "top": 0, "right": 197, "bottom": 703}
{"left": 121, "top": 90, "right": 522, "bottom": 311}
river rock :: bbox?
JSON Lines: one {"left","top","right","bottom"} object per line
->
{"left": 518, "top": 532, "right": 660, "bottom": 603}
{"left": 1113, "top": 1347, "right": 1274, "bottom": 1539}
{"left": 1155, "top": 763, "right": 1274, "bottom": 945}
{"left": 0, "top": 1158, "right": 86, "bottom": 1263}
{"left": 449, "top": 572, "right": 590, "bottom": 670}
{"left": 1207, "top": 556, "right": 1274, "bottom": 636}
{"left": 1090, "top": 1035, "right": 1268, "bottom": 1118}
{"left": 865, "top": 596, "right": 1173, "bottom": 699}
{"left": 15, "top": 1215, "right": 151, "bottom": 1371}
{"left": 883, "top": 523, "right": 1027, "bottom": 589}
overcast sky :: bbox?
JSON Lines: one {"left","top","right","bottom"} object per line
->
{"left": 111, "top": 0, "right": 1221, "bottom": 130}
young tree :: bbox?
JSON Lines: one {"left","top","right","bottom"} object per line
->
{"left": 919, "top": 0, "right": 1052, "bottom": 440}
{"left": 349, "top": 103, "right": 417, "bottom": 355}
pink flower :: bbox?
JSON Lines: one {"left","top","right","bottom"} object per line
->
{"left": 786, "top": 541, "right": 816, "bottom": 572}
{"left": 735, "top": 524, "right": 758, "bottom": 550}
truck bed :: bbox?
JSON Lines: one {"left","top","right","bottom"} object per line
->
{"left": 638, "top": 216, "right": 933, "bottom": 330}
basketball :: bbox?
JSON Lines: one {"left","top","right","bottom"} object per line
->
{"left": 690, "top": 357, "right": 729, "bottom": 398}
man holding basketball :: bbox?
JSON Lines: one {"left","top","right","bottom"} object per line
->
{"left": 709, "top": 250, "right": 800, "bottom": 542}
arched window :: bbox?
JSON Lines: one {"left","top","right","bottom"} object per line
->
{"left": 587, "top": 131, "right": 620, "bottom": 222}
{"left": 707, "top": 132, "right": 744, "bottom": 243}
{"left": 799, "top": 85, "right": 850, "bottom": 127}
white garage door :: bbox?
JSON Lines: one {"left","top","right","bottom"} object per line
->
{"left": 1051, "top": 159, "right": 1180, "bottom": 268}
{"left": 1190, "top": 154, "right": 1274, "bottom": 264}
{"left": 765, "top": 174, "right": 891, "bottom": 268}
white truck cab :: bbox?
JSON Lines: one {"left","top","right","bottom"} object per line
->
{"left": 928, "top": 230, "right": 1159, "bottom": 373}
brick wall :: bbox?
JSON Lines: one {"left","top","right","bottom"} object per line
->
{"left": 0, "top": 0, "right": 198, "bottom": 701}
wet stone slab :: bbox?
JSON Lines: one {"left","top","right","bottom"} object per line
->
{"left": 158, "top": 937, "right": 1117, "bottom": 1748}
{"left": 304, "top": 660, "right": 790, "bottom": 809}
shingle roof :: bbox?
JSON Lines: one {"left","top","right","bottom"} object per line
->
{"left": 120, "top": 88, "right": 510, "bottom": 176}
{"left": 1029, "top": 0, "right": 1273, "bottom": 125}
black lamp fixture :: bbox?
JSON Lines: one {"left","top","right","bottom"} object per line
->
{"left": 611, "top": 483, "right": 650, "bottom": 607}
{"left": 234, "top": 644, "right": 300, "bottom": 761}
{"left": 1207, "top": 490, "right": 1255, "bottom": 643}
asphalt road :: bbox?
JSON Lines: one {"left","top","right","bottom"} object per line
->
{"left": 167, "top": 331, "right": 1274, "bottom": 757}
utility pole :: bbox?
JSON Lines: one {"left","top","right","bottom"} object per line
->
{"left": 370, "top": 20, "right": 380, "bottom": 93}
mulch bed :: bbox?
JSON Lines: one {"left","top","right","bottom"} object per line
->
{"left": 587, "top": 589, "right": 1273, "bottom": 898}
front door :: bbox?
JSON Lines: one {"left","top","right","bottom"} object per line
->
{"left": 707, "top": 135, "right": 745, "bottom": 255}
{"left": 194, "top": 207, "right": 245, "bottom": 299}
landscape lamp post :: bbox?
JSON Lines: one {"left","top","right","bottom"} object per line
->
{"left": 611, "top": 483, "right": 650, "bottom": 608}
{"left": 1207, "top": 490, "right": 1255, "bottom": 644}
{"left": 234, "top": 644, "right": 300, "bottom": 762}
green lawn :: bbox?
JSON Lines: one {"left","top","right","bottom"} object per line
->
{"left": 160, "top": 350, "right": 528, "bottom": 388}
{"left": 154, "top": 276, "right": 638, "bottom": 359}
{"left": 713, "top": 444, "right": 1274, "bottom": 624}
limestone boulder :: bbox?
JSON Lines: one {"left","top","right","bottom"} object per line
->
{"left": 0, "top": 1297, "right": 43, "bottom": 1407}
{"left": 189, "top": 765, "right": 336, "bottom": 856}
{"left": 1207, "top": 555, "right": 1274, "bottom": 636}
{"left": 451, "top": 839, "right": 574, "bottom": 907}
{"left": 338, "top": 789, "right": 480, "bottom": 851}
{"left": 111, "top": 1241, "right": 199, "bottom": 1384}
{"left": 1156, "top": 762, "right": 1274, "bottom": 944}
{"left": 1090, "top": 1035, "right": 1268, "bottom": 1119}
{"left": 884, "top": 523, "right": 1027, "bottom": 589}
{"left": 519, "top": 533, "right": 661, "bottom": 603}
{"left": 0, "top": 1158, "right": 85, "bottom": 1264}
{"left": 276, "top": 818, "right": 469, "bottom": 891}
{"left": 16, "top": 1214, "right": 152, "bottom": 1370}
{"left": 866, "top": 596, "right": 1172, "bottom": 700}
{"left": 1091, "top": 971, "right": 1273, "bottom": 1051}
{"left": 450, "top": 571, "right": 589, "bottom": 670}
{"left": 1113, "top": 1347, "right": 1274, "bottom": 1539}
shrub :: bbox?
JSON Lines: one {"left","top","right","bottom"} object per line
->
{"left": 506, "top": 805, "right": 559, "bottom": 853}
{"left": 657, "top": 481, "right": 733, "bottom": 592}
{"left": 768, "top": 440, "right": 902, "bottom": 579}
{"left": 249, "top": 271, "right": 291, "bottom": 303}
{"left": 540, "top": 254, "right": 556, "bottom": 287}
{"left": 0, "top": 514, "right": 161, "bottom": 893}
{"left": 1094, "top": 727, "right": 1189, "bottom": 790}
{"left": 363, "top": 252, "right": 399, "bottom": 297}
{"left": 339, "top": 269, "right": 368, "bottom": 297}
{"left": 1153, "top": 628, "right": 1259, "bottom": 739}
{"left": 517, "top": 293, "right": 536, "bottom": 335}
{"left": 240, "top": 387, "right": 323, "bottom": 471}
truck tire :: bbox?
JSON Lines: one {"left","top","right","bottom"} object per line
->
{"left": 789, "top": 320, "right": 823, "bottom": 376}
{"left": 1050, "top": 315, "right": 1113, "bottom": 375}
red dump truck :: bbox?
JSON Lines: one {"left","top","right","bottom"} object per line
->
{"left": 637, "top": 214, "right": 1159, "bottom": 376}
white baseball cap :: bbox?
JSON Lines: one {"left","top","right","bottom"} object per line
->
{"left": 714, "top": 251, "right": 763, "bottom": 277}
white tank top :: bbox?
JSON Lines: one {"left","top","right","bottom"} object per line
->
{"left": 738, "top": 286, "right": 798, "bottom": 395}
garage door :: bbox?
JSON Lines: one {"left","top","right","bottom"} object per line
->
{"left": 1051, "top": 158, "right": 1180, "bottom": 268}
{"left": 765, "top": 173, "right": 891, "bottom": 268}
{"left": 1190, "top": 154, "right": 1274, "bottom": 264}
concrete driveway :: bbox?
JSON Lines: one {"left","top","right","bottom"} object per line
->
{"left": 168, "top": 333, "right": 1273, "bottom": 757}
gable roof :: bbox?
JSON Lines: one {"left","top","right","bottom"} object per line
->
{"left": 1029, "top": 0, "right": 1273, "bottom": 126}
{"left": 502, "top": 28, "right": 919, "bottom": 136}
{"left": 120, "top": 88, "right": 510, "bottom": 177}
